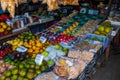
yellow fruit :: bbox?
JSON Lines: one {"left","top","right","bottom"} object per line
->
{"left": 59, "top": 60, "right": 66, "bottom": 65}
{"left": 28, "top": 49, "right": 33, "bottom": 53}
{"left": 94, "top": 31, "right": 100, "bottom": 35}
{"left": 0, "top": 28, "right": 4, "bottom": 32}
{"left": 32, "top": 46, "right": 37, "bottom": 50}
{"left": 98, "top": 26, "right": 105, "bottom": 32}
{"left": 105, "top": 27, "right": 111, "bottom": 33}
{"left": 2, "top": 25, "right": 7, "bottom": 29}
{"left": 34, "top": 49, "right": 40, "bottom": 54}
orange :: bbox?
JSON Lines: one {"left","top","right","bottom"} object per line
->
{"left": 32, "top": 46, "right": 37, "bottom": 50}
{"left": 0, "top": 28, "right": 4, "bottom": 32}
{"left": 2, "top": 25, "right": 7, "bottom": 29}
{"left": 36, "top": 43, "right": 42, "bottom": 47}
{"left": 27, "top": 49, "right": 33, "bottom": 53}
{"left": 34, "top": 49, "right": 40, "bottom": 54}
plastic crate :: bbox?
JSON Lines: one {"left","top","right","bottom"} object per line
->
{"left": 81, "top": 33, "right": 109, "bottom": 51}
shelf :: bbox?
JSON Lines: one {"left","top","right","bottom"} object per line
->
{"left": 0, "top": 27, "right": 29, "bottom": 40}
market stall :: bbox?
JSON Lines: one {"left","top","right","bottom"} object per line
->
{"left": 0, "top": 0, "right": 120, "bottom": 80}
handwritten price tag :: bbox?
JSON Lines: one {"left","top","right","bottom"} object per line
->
{"left": 66, "top": 60, "right": 73, "bottom": 67}
{"left": 16, "top": 46, "right": 28, "bottom": 52}
{"left": 35, "top": 54, "right": 44, "bottom": 65}
{"left": 40, "top": 36, "right": 47, "bottom": 43}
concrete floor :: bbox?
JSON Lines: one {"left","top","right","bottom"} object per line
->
{"left": 92, "top": 48, "right": 120, "bottom": 80}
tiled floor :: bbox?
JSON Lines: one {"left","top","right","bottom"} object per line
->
{"left": 92, "top": 48, "right": 120, "bottom": 80}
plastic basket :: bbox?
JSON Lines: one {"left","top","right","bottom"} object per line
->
{"left": 81, "top": 33, "right": 109, "bottom": 51}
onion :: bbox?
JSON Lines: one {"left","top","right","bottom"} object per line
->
{"left": 0, "top": 60, "right": 4, "bottom": 64}
{"left": 0, "top": 68, "right": 6, "bottom": 73}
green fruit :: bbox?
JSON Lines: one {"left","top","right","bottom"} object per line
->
{"left": 27, "top": 72, "right": 34, "bottom": 79}
{"left": 94, "top": 30, "right": 100, "bottom": 35}
{"left": 62, "top": 47, "right": 68, "bottom": 54}
{"left": 30, "top": 64, "right": 35, "bottom": 69}
{"left": 5, "top": 77, "right": 11, "bottom": 80}
{"left": 41, "top": 65, "right": 47, "bottom": 71}
{"left": 47, "top": 59, "right": 54, "bottom": 66}
{"left": 19, "top": 69, "right": 27, "bottom": 77}
{"left": 35, "top": 65, "right": 40, "bottom": 70}
{"left": 19, "top": 64, "right": 24, "bottom": 69}
{"left": 28, "top": 69, "right": 34, "bottom": 73}
{"left": 55, "top": 44, "right": 61, "bottom": 50}
{"left": 23, "top": 78, "right": 29, "bottom": 80}
{"left": 0, "top": 75, "right": 5, "bottom": 80}
{"left": 5, "top": 71, "right": 11, "bottom": 77}
{"left": 25, "top": 64, "right": 30, "bottom": 69}
{"left": 36, "top": 70, "right": 41, "bottom": 75}
{"left": 12, "top": 68, "right": 19, "bottom": 75}
{"left": 18, "top": 76, "right": 24, "bottom": 80}
{"left": 11, "top": 75, "right": 18, "bottom": 80}
{"left": 42, "top": 51, "right": 49, "bottom": 57}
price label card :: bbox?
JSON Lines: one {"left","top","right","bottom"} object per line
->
{"left": 24, "top": 13, "right": 29, "bottom": 17}
{"left": 39, "top": 36, "right": 47, "bottom": 43}
{"left": 89, "top": 49, "right": 97, "bottom": 53}
{"left": 16, "top": 46, "right": 28, "bottom": 52}
{"left": 66, "top": 60, "right": 73, "bottom": 67}
{"left": 35, "top": 54, "right": 44, "bottom": 65}
{"left": 111, "top": 31, "right": 116, "bottom": 36}
{"left": 88, "top": 9, "right": 94, "bottom": 15}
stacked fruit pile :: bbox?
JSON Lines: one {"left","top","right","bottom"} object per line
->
{"left": 0, "top": 59, "right": 49, "bottom": 80}
{"left": 7, "top": 32, "right": 50, "bottom": 58}
{"left": 94, "top": 21, "right": 112, "bottom": 36}
{"left": 0, "top": 60, "right": 14, "bottom": 77}
{"left": 51, "top": 34, "right": 75, "bottom": 44}
{"left": 0, "top": 22, "right": 12, "bottom": 37}
{"left": 0, "top": 44, "right": 13, "bottom": 59}
{"left": 61, "top": 22, "right": 79, "bottom": 35}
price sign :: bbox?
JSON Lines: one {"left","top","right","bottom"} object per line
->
{"left": 16, "top": 46, "right": 28, "bottom": 52}
{"left": 88, "top": 9, "right": 94, "bottom": 15}
{"left": 39, "top": 36, "right": 47, "bottom": 43}
{"left": 66, "top": 60, "right": 73, "bottom": 67}
{"left": 111, "top": 31, "right": 116, "bottom": 36}
{"left": 35, "top": 54, "right": 44, "bottom": 65}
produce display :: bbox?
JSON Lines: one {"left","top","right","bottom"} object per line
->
{"left": 7, "top": 32, "right": 50, "bottom": 58}
{"left": 54, "top": 57, "right": 86, "bottom": 79}
{"left": 0, "top": 11, "right": 115, "bottom": 80}
{"left": 74, "top": 20, "right": 99, "bottom": 38}
{"left": 93, "top": 21, "right": 112, "bottom": 36}
{"left": 0, "top": 60, "right": 14, "bottom": 77}
{"left": 108, "top": 16, "right": 120, "bottom": 22}
{"left": 0, "top": 22, "right": 12, "bottom": 37}
{"left": 0, "top": 59, "right": 49, "bottom": 80}
{"left": 0, "top": 44, "right": 13, "bottom": 59}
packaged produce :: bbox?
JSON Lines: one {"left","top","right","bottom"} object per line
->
{"left": 79, "top": 50, "right": 94, "bottom": 63}
{"left": 68, "top": 49, "right": 81, "bottom": 59}
{"left": 35, "top": 71, "right": 58, "bottom": 80}
{"left": 0, "top": 60, "right": 14, "bottom": 77}
{"left": 54, "top": 57, "right": 86, "bottom": 79}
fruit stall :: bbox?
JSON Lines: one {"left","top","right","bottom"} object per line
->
{"left": 0, "top": 0, "right": 120, "bottom": 80}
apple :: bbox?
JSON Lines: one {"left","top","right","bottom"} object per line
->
{"left": 62, "top": 47, "right": 68, "bottom": 54}
{"left": 11, "top": 75, "right": 18, "bottom": 80}
{"left": 47, "top": 59, "right": 54, "bottom": 66}
{"left": 42, "top": 51, "right": 49, "bottom": 57}
{"left": 12, "top": 68, "right": 19, "bottom": 75}
{"left": 55, "top": 44, "right": 61, "bottom": 50}
{"left": 5, "top": 71, "right": 11, "bottom": 77}
{"left": 35, "top": 70, "right": 41, "bottom": 75}
{"left": 19, "top": 69, "right": 27, "bottom": 77}
{"left": 19, "top": 64, "right": 24, "bottom": 69}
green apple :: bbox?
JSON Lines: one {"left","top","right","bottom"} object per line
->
{"left": 4, "top": 77, "right": 11, "bottom": 80}
{"left": 19, "top": 64, "right": 24, "bottom": 69}
{"left": 42, "top": 51, "right": 49, "bottom": 57}
{"left": 62, "top": 47, "right": 68, "bottom": 54}
{"left": 12, "top": 68, "right": 19, "bottom": 75}
{"left": 55, "top": 44, "right": 61, "bottom": 50}
{"left": 27, "top": 72, "right": 34, "bottom": 79}
{"left": 23, "top": 78, "right": 29, "bottom": 80}
{"left": 18, "top": 76, "right": 24, "bottom": 80}
{"left": 25, "top": 64, "right": 30, "bottom": 69}
{"left": 0, "top": 75, "right": 5, "bottom": 80}
{"left": 47, "top": 59, "right": 54, "bottom": 66}
{"left": 5, "top": 71, "right": 11, "bottom": 77}
{"left": 35, "top": 65, "right": 40, "bottom": 70}
{"left": 35, "top": 70, "right": 41, "bottom": 75}
{"left": 11, "top": 75, "right": 18, "bottom": 80}
{"left": 30, "top": 64, "right": 35, "bottom": 69}
{"left": 19, "top": 69, "right": 27, "bottom": 77}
